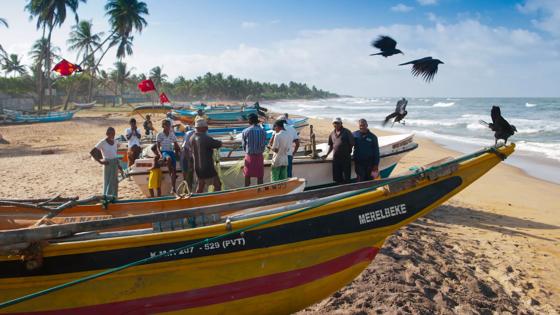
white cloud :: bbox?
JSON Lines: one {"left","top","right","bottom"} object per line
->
{"left": 148, "top": 20, "right": 559, "bottom": 97}
{"left": 241, "top": 21, "right": 258, "bottom": 29}
{"left": 417, "top": 0, "right": 438, "bottom": 6}
{"left": 391, "top": 4, "right": 414, "bottom": 13}
{"left": 517, "top": 0, "right": 560, "bottom": 36}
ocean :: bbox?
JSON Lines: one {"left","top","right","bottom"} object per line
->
{"left": 266, "top": 97, "right": 560, "bottom": 184}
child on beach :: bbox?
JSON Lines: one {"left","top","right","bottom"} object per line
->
{"left": 148, "top": 155, "right": 162, "bottom": 197}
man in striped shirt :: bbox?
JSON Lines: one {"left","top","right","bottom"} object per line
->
{"left": 241, "top": 113, "right": 267, "bottom": 186}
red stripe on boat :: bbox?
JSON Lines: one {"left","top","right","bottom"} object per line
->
{"left": 11, "top": 247, "right": 378, "bottom": 315}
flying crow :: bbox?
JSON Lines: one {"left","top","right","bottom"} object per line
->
{"left": 480, "top": 106, "right": 517, "bottom": 145}
{"left": 383, "top": 98, "right": 408, "bottom": 127}
{"left": 399, "top": 57, "right": 444, "bottom": 82}
{"left": 370, "top": 36, "right": 403, "bottom": 57}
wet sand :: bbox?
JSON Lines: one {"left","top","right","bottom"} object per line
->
{"left": 0, "top": 111, "right": 558, "bottom": 314}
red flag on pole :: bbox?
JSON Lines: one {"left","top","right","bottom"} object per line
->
{"left": 159, "top": 92, "right": 170, "bottom": 104}
{"left": 52, "top": 59, "right": 82, "bottom": 76}
{"left": 137, "top": 79, "right": 156, "bottom": 93}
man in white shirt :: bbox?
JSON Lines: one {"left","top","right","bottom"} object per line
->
{"left": 277, "top": 117, "right": 300, "bottom": 177}
{"left": 270, "top": 120, "right": 291, "bottom": 181}
{"left": 125, "top": 118, "right": 142, "bottom": 167}
{"left": 91, "top": 127, "right": 123, "bottom": 198}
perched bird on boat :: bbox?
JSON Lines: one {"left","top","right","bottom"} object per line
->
{"left": 480, "top": 106, "right": 517, "bottom": 145}
{"left": 383, "top": 98, "right": 408, "bottom": 127}
{"left": 370, "top": 36, "right": 403, "bottom": 57}
{"left": 399, "top": 57, "right": 443, "bottom": 82}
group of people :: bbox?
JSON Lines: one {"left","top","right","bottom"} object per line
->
{"left": 241, "top": 113, "right": 300, "bottom": 186}
{"left": 90, "top": 111, "right": 380, "bottom": 199}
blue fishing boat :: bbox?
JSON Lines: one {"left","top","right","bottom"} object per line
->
{"left": 173, "top": 107, "right": 259, "bottom": 123}
{"left": 3, "top": 110, "right": 76, "bottom": 124}
{"left": 174, "top": 117, "right": 309, "bottom": 137}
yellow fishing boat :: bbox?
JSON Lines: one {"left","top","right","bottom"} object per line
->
{"left": 0, "top": 178, "right": 306, "bottom": 231}
{"left": 0, "top": 145, "right": 514, "bottom": 314}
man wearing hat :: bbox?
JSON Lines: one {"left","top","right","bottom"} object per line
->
{"left": 241, "top": 113, "right": 267, "bottom": 186}
{"left": 190, "top": 119, "right": 223, "bottom": 193}
{"left": 324, "top": 117, "right": 355, "bottom": 184}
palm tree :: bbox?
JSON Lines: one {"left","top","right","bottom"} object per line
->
{"left": 0, "top": 18, "right": 9, "bottom": 69}
{"left": 29, "top": 38, "right": 60, "bottom": 108}
{"left": 68, "top": 20, "right": 103, "bottom": 101}
{"left": 1, "top": 54, "right": 27, "bottom": 77}
{"left": 110, "top": 61, "right": 133, "bottom": 106}
{"left": 25, "top": 0, "right": 86, "bottom": 110}
{"left": 149, "top": 66, "right": 167, "bottom": 90}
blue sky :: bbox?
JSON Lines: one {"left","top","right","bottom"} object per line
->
{"left": 1, "top": 0, "right": 559, "bottom": 97}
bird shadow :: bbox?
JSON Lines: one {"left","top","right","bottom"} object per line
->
{"left": 421, "top": 205, "right": 559, "bottom": 242}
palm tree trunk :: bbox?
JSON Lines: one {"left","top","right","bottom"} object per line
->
{"left": 46, "top": 25, "right": 54, "bottom": 111}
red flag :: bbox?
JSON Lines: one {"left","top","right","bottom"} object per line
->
{"left": 52, "top": 59, "right": 82, "bottom": 76}
{"left": 159, "top": 92, "right": 170, "bottom": 104}
{"left": 137, "top": 79, "right": 156, "bottom": 93}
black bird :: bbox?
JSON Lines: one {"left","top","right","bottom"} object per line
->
{"left": 383, "top": 98, "right": 408, "bottom": 127}
{"left": 480, "top": 106, "right": 517, "bottom": 145}
{"left": 399, "top": 56, "right": 444, "bottom": 82}
{"left": 370, "top": 36, "right": 403, "bottom": 57}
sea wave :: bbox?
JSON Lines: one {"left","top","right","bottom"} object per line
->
{"left": 525, "top": 102, "right": 537, "bottom": 107}
{"left": 432, "top": 102, "right": 455, "bottom": 107}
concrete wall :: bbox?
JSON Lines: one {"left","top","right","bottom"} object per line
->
{"left": 0, "top": 94, "right": 35, "bottom": 112}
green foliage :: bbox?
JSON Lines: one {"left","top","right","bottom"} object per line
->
{"left": 0, "top": 76, "right": 35, "bottom": 96}
{"left": 169, "top": 72, "right": 338, "bottom": 100}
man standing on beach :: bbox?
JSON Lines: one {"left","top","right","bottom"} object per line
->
{"left": 353, "top": 119, "right": 380, "bottom": 181}
{"left": 125, "top": 118, "right": 142, "bottom": 167}
{"left": 242, "top": 113, "right": 267, "bottom": 186}
{"left": 269, "top": 120, "right": 291, "bottom": 181}
{"left": 276, "top": 116, "right": 300, "bottom": 177}
{"left": 324, "top": 117, "right": 355, "bottom": 184}
{"left": 190, "top": 119, "right": 223, "bottom": 193}
{"left": 157, "top": 119, "right": 180, "bottom": 194}
{"left": 91, "top": 127, "right": 123, "bottom": 198}
{"left": 180, "top": 127, "right": 196, "bottom": 193}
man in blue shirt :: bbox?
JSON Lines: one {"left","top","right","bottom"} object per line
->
{"left": 241, "top": 113, "right": 267, "bottom": 186}
{"left": 353, "top": 119, "right": 380, "bottom": 181}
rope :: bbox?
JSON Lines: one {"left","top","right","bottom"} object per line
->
{"left": 0, "top": 145, "right": 506, "bottom": 309}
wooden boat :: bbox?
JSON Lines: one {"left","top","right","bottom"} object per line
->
{"left": 132, "top": 104, "right": 174, "bottom": 114}
{"left": 0, "top": 144, "right": 515, "bottom": 314}
{"left": 72, "top": 101, "right": 96, "bottom": 109}
{"left": 2, "top": 110, "right": 75, "bottom": 124}
{"left": 174, "top": 117, "right": 309, "bottom": 137}
{"left": 129, "top": 133, "right": 418, "bottom": 195}
{"left": 0, "top": 178, "right": 306, "bottom": 231}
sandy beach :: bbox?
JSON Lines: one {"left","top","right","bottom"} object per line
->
{"left": 0, "top": 110, "right": 558, "bottom": 314}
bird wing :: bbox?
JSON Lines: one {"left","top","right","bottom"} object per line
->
{"left": 400, "top": 57, "right": 440, "bottom": 82}
{"left": 399, "top": 57, "right": 432, "bottom": 66}
{"left": 395, "top": 100, "right": 404, "bottom": 112}
{"left": 373, "top": 36, "right": 397, "bottom": 51}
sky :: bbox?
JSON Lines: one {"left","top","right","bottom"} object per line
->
{"left": 1, "top": 0, "right": 559, "bottom": 97}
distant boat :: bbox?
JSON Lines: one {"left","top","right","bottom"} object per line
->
{"left": 2, "top": 110, "right": 76, "bottom": 124}
{"left": 172, "top": 107, "right": 259, "bottom": 124}
{"left": 73, "top": 101, "right": 96, "bottom": 109}
{"left": 133, "top": 104, "right": 174, "bottom": 114}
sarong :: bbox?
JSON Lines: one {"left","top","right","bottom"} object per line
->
{"left": 243, "top": 153, "right": 264, "bottom": 178}
{"left": 103, "top": 158, "right": 119, "bottom": 198}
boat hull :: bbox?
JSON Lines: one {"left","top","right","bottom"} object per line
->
{"left": 0, "top": 179, "right": 306, "bottom": 231}
{"left": 0, "top": 145, "right": 515, "bottom": 314}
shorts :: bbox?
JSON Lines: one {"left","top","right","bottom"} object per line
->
{"left": 243, "top": 154, "right": 264, "bottom": 178}
{"left": 161, "top": 151, "right": 176, "bottom": 168}
{"left": 148, "top": 168, "right": 162, "bottom": 190}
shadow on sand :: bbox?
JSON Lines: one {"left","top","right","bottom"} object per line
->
{"left": 424, "top": 205, "right": 559, "bottom": 242}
